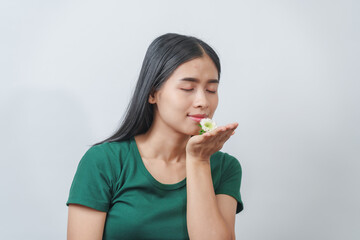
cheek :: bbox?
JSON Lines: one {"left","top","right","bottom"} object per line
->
{"left": 158, "top": 93, "right": 187, "bottom": 115}
{"left": 211, "top": 95, "right": 219, "bottom": 110}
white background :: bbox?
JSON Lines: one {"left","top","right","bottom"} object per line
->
{"left": 1, "top": 0, "right": 359, "bottom": 239}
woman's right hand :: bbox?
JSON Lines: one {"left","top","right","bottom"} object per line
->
{"left": 185, "top": 122, "right": 238, "bottom": 161}
{"left": 67, "top": 204, "right": 107, "bottom": 240}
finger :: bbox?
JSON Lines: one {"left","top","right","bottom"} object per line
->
{"left": 217, "top": 127, "right": 234, "bottom": 137}
{"left": 227, "top": 123, "right": 238, "bottom": 131}
{"left": 204, "top": 125, "right": 234, "bottom": 140}
{"left": 220, "top": 127, "right": 236, "bottom": 139}
{"left": 218, "top": 127, "right": 235, "bottom": 138}
{"left": 202, "top": 132, "right": 212, "bottom": 138}
{"left": 219, "top": 123, "right": 238, "bottom": 132}
{"left": 208, "top": 127, "right": 226, "bottom": 136}
{"left": 205, "top": 129, "right": 230, "bottom": 146}
{"left": 219, "top": 130, "right": 233, "bottom": 143}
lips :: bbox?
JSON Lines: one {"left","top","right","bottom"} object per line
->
{"left": 188, "top": 114, "right": 208, "bottom": 123}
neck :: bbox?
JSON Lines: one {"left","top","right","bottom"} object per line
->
{"left": 134, "top": 119, "right": 191, "bottom": 163}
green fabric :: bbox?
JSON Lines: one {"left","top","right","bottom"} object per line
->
{"left": 66, "top": 137, "right": 243, "bottom": 240}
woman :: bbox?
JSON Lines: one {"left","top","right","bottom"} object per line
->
{"left": 67, "top": 33, "right": 243, "bottom": 240}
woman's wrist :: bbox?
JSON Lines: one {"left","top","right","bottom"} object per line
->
{"left": 185, "top": 154, "right": 210, "bottom": 164}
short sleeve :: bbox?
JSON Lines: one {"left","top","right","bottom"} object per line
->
{"left": 66, "top": 145, "right": 114, "bottom": 212}
{"left": 215, "top": 154, "right": 244, "bottom": 213}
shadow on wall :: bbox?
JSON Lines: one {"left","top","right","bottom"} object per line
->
{"left": 0, "top": 85, "right": 93, "bottom": 239}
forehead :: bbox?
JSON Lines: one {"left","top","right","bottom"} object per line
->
{"left": 168, "top": 55, "right": 219, "bottom": 83}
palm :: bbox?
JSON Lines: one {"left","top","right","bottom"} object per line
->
{"left": 186, "top": 122, "right": 238, "bottom": 160}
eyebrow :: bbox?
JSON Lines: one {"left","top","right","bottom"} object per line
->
{"left": 179, "top": 77, "right": 219, "bottom": 84}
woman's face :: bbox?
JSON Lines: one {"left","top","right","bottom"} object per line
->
{"left": 149, "top": 54, "right": 219, "bottom": 136}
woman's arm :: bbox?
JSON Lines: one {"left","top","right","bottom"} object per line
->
{"left": 186, "top": 159, "right": 237, "bottom": 240}
{"left": 67, "top": 204, "right": 107, "bottom": 240}
{"left": 216, "top": 194, "right": 238, "bottom": 239}
{"left": 186, "top": 123, "right": 239, "bottom": 240}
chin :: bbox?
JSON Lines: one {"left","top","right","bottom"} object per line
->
{"left": 187, "top": 129, "right": 200, "bottom": 136}
{"left": 179, "top": 121, "right": 201, "bottom": 136}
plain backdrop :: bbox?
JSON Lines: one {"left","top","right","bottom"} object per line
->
{"left": 1, "top": 0, "right": 359, "bottom": 239}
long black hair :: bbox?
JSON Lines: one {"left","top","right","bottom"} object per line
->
{"left": 92, "top": 33, "right": 221, "bottom": 146}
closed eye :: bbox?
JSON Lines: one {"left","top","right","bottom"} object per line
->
{"left": 181, "top": 88, "right": 217, "bottom": 93}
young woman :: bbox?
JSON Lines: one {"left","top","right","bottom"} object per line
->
{"left": 66, "top": 33, "right": 244, "bottom": 240}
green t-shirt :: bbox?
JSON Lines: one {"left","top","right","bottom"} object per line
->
{"left": 66, "top": 137, "right": 243, "bottom": 240}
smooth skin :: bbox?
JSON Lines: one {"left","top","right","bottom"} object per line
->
{"left": 68, "top": 53, "right": 239, "bottom": 240}
{"left": 186, "top": 124, "right": 238, "bottom": 240}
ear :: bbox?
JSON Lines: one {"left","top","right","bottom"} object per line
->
{"left": 148, "top": 89, "right": 156, "bottom": 104}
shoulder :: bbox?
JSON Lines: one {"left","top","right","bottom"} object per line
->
{"left": 79, "top": 139, "right": 133, "bottom": 169}
{"left": 210, "top": 151, "right": 242, "bottom": 172}
{"left": 87, "top": 139, "right": 132, "bottom": 155}
{"left": 211, "top": 152, "right": 244, "bottom": 214}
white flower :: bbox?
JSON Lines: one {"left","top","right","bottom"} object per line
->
{"left": 200, "top": 118, "right": 217, "bottom": 132}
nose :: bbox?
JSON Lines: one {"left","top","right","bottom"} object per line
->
{"left": 193, "top": 89, "right": 209, "bottom": 109}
